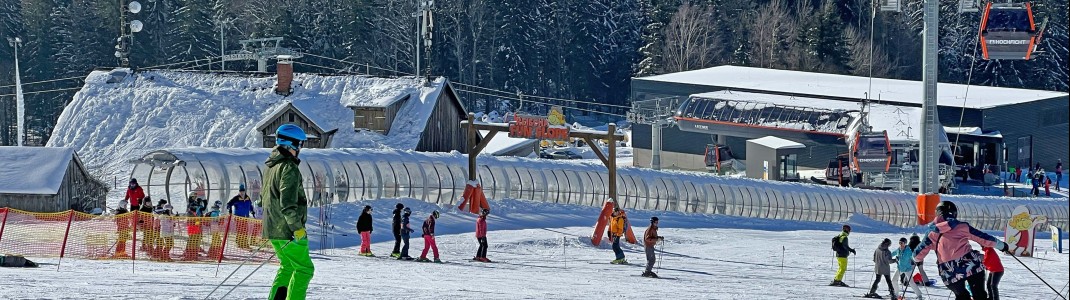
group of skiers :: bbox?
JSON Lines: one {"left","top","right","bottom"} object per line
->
{"left": 113, "top": 176, "right": 262, "bottom": 261}
{"left": 835, "top": 200, "right": 1012, "bottom": 300}
{"left": 356, "top": 203, "right": 457, "bottom": 263}
{"left": 1010, "top": 160, "right": 1063, "bottom": 197}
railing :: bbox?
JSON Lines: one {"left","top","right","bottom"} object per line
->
{"left": 129, "top": 148, "right": 1070, "bottom": 232}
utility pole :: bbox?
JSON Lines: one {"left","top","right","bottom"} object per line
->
{"left": 919, "top": 0, "right": 940, "bottom": 194}
{"left": 7, "top": 37, "right": 24, "bottom": 146}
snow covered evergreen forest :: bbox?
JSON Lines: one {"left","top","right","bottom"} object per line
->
{"left": 0, "top": 0, "right": 1067, "bottom": 146}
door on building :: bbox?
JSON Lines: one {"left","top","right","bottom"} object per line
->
{"left": 1016, "top": 136, "right": 1032, "bottom": 170}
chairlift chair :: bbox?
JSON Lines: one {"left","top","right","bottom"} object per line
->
{"left": 979, "top": 1, "right": 1043, "bottom": 60}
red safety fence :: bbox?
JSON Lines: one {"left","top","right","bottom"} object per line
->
{"left": 0, "top": 207, "right": 273, "bottom": 264}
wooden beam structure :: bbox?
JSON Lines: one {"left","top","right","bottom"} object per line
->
{"left": 462, "top": 113, "right": 625, "bottom": 201}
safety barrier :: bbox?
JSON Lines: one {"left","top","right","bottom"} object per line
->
{"left": 0, "top": 208, "right": 272, "bottom": 262}
{"left": 129, "top": 148, "right": 1068, "bottom": 232}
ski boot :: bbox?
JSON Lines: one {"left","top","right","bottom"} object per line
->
{"left": 862, "top": 292, "right": 882, "bottom": 299}
{"left": 479, "top": 257, "right": 492, "bottom": 263}
{"left": 390, "top": 252, "right": 401, "bottom": 258}
{"left": 399, "top": 256, "right": 414, "bottom": 261}
{"left": 610, "top": 258, "right": 628, "bottom": 265}
{"left": 113, "top": 251, "right": 130, "bottom": 259}
{"left": 433, "top": 258, "right": 443, "bottom": 263}
{"left": 641, "top": 271, "right": 659, "bottom": 278}
{"left": 416, "top": 257, "right": 431, "bottom": 262}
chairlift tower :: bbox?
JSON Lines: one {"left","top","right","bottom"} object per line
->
{"left": 877, "top": 0, "right": 943, "bottom": 193}
{"left": 627, "top": 97, "right": 682, "bottom": 170}
{"left": 222, "top": 37, "right": 303, "bottom": 72}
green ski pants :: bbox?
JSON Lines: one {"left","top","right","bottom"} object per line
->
{"left": 268, "top": 239, "right": 314, "bottom": 300}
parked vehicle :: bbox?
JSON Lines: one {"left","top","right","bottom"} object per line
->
{"left": 540, "top": 149, "right": 582, "bottom": 160}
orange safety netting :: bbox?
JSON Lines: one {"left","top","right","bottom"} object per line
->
{"left": 0, "top": 208, "right": 274, "bottom": 264}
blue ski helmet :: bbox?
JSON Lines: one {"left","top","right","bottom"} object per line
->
{"left": 238, "top": 183, "right": 247, "bottom": 192}
{"left": 275, "top": 124, "right": 307, "bottom": 150}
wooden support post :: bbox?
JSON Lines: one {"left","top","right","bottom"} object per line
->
{"left": 467, "top": 112, "right": 477, "bottom": 181}
{"left": 608, "top": 123, "right": 617, "bottom": 203}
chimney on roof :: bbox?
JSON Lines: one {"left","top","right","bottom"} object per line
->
{"left": 276, "top": 55, "right": 294, "bottom": 96}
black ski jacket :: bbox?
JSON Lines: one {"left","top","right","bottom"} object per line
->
{"left": 357, "top": 212, "right": 373, "bottom": 233}
{"left": 392, "top": 208, "right": 402, "bottom": 234}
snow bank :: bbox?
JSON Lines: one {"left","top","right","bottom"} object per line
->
{"left": 47, "top": 70, "right": 447, "bottom": 178}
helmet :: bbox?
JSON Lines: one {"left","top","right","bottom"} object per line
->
{"left": 189, "top": 192, "right": 198, "bottom": 199}
{"left": 239, "top": 183, "right": 247, "bottom": 192}
{"left": 403, "top": 207, "right": 411, "bottom": 215}
{"left": 431, "top": 210, "right": 440, "bottom": 219}
{"left": 650, "top": 216, "right": 659, "bottom": 223}
{"left": 214, "top": 200, "right": 223, "bottom": 207}
{"left": 936, "top": 201, "right": 957, "bottom": 219}
{"left": 842, "top": 224, "right": 852, "bottom": 232}
{"left": 275, "top": 124, "right": 307, "bottom": 150}
{"left": 396, "top": 203, "right": 404, "bottom": 210}
{"left": 129, "top": 178, "right": 138, "bottom": 185}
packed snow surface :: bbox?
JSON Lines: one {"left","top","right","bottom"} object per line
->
{"left": 3, "top": 199, "right": 1066, "bottom": 299}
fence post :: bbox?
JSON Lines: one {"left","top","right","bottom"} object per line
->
{"left": 0, "top": 208, "right": 9, "bottom": 246}
{"left": 59, "top": 210, "right": 75, "bottom": 259}
{"left": 218, "top": 215, "right": 233, "bottom": 264}
{"left": 132, "top": 212, "right": 139, "bottom": 263}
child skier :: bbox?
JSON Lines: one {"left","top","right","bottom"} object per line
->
{"left": 908, "top": 235, "right": 932, "bottom": 286}
{"left": 391, "top": 203, "right": 404, "bottom": 258}
{"left": 207, "top": 201, "right": 225, "bottom": 260}
{"left": 864, "top": 238, "right": 896, "bottom": 299}
{"left": 913, "top": 201, "right": 1010, "bottom": 300}
{"left": 891, "top": 237, "right": 923, "bottom": 300}
{"left": 114, "top": 200, "right": 131, "bottom": 258}
{"left": 357, "top": 205, "right": 374, "bottom": 256}
{"left": 474, "top": 208, "right": 490, "bottom": 262}
{"left": 399, "top": 208, "right": 414, "bottom": 260}
{"left": 154, "top": 203, "right": 175, "bottom": 261}
{"left": 642, "top": 217, "right": 664, "bottom": 278}
{"left": 418, "top": 211, "right": 441, "bottom": 263}
{"left": 983, "top": 246, "right": 1004, "bottom": 300}
{"left": 830, "top": 224, "right": 856, "bottom": 287}
{"left": 608, "top": 208, "right": 627, "bottom": 264}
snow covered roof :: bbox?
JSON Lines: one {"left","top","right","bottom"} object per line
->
{"left": 640, "top": 65, "right": 1068, "bottom": 109}
{"left": 478, "top": 130, "right": 537, "bottom": 156}
{"left": 747, "top": 136, "right": 805, "bottom": 150}
{"left": 254, "top": 102, "right": 329, "bottom": 137}
{"left": 47, "top": 69, "right": 451, "bottom": 177}
{"left": 693, "top": 90, "right": 922, "bottom": 141}
{"left": 0, "top": 146, "right": 77, "bottom": 194}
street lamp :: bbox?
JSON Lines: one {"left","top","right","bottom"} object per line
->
{"left": 116, "top": 0, "right": 144, "bottom": 67}
{"left": 6, "top": 37, "right": 24, "bottom": 147}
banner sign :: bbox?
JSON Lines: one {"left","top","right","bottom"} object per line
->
{"left": 1004, "top": 205, "right": 1048, "bottom": 257}
{"left": 509, "top": 114, "right": 570, "bottom": 141}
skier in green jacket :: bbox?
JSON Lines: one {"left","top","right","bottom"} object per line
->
{"left": 262, "top": 124, "right": 314, "bottom": 300}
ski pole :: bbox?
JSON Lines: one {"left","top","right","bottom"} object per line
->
{"left": 1008, "top": 254, "right": 1067, "bottom": 300}
{"left": 657, "top": 240, "right": 663, "bottom": 273}
{"left": 217, "top": 240, "right": 291, "bottom": 300}
{"left": 204, "top": 239, "right": 272, "bottom": 300}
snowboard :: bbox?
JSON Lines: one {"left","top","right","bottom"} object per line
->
{"left": 622, "top": 211, "right": 637, "bottom": 245}
{"left": 590, "top": 201, "right": 615, "bottom": 246}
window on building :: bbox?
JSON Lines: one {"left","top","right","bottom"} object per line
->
{"left": 289, "top": 113, "right": 296, "bottom": 122}
{"left": 1039, "top": 108, "right": 1069, "bottom": 126}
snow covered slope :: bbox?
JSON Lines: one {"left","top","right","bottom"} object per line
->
{"left": 47, "top": 69, "right": 445, "bottom": 177}
{"left": 4, "top": 198, "right": 1066, "bottom": 299}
